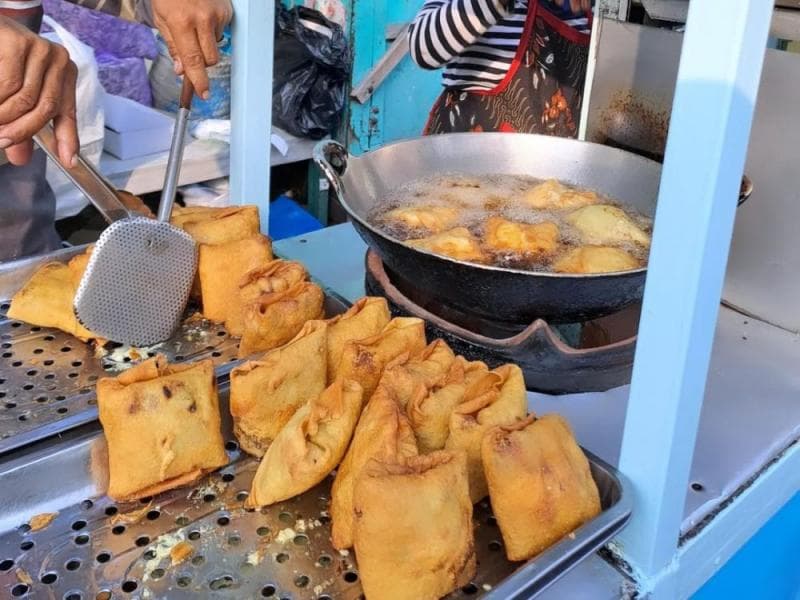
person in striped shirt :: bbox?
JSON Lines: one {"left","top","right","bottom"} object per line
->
{"left": 409, "top": 0, "right": 593, "bottom": 137}
{"left": 0, "top": 0, "right": 232, "bottom": 260}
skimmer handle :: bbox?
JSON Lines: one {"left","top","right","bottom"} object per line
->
{"left": 157, "top": 78, "right": 194, "bottom": 222}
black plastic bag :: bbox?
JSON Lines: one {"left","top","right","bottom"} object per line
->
{"left": 273, "top": 5, "right": 350, "bottom": 140}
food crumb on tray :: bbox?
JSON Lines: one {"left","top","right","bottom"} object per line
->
{"left": 170, "top": 541, "right": 193, "bottom": 565}
{"left": 28, "top": 512, "right": 58, "bottom": 532}
{"left": 142, "top": 532, "right": 186, "bottom": 581}
{"left": 275, "top": 527, "right": 296, "bottom": 544}
{"left": 16, "top": 568, "right": 33, "bottom": 585}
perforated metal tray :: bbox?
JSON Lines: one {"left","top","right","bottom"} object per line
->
{"left": 0, "top": 386, "right": 631, "bottom": 600}
{"left": 0, "top": 246, "right": 348, "bottom": 456}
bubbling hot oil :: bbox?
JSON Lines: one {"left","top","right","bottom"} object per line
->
{"left": 368, "top": 174, "right": 653, "bottom": 273}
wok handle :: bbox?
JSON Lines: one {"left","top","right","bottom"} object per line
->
{"left": 313, "top": 140, "right": 349, "bottom": 205}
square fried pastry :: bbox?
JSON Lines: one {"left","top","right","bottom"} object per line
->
{"left": 230, "top": 320, "right": 327, "bottom": 457}
{"left": 97, "top": 356, "right": 228, "bottom": 501}
{"left": 483, "top": 217, "right": 560, "bottom": 256}
{"left": 171, "top": 205, "right": 261, "bottom": 245}
{"left": 226, "top": 260, "right": 309, "bottom": 336}
{"left": 330, "top": 384, "right": 419, "bottom": 550}
{"left": 376, "top": 339, "right": 458, "bottom": 410}
{"left": 382, "top": 205, "right": 460, "bottom": 235}
{"left": 353, "top": 451, "right": 476, "bottom": 600}
{"left": 8, "top": 250, "right": 101, "bottom": 343}
{"left": 566, "top": 204, "right": 651, "bottom": 248}
{"left": 522, "top": 179, "right": 599, "bottom": 211}
{"left": 237, "top": 281, "right": 325, "bottom": 358}
{"left": 333, "top": 317, "right": 427, "bottom": 399}
{"left": 198, "top": 234, "right": 273, "bottom": 323}
{"left": 446, "top": 364, "right": 527, "bottom": 502}
{"left": 553, "top": 246, "right": 640, "bottom": 274}
{"left": 408, "top": 356, "right": 489, "bottom": 454}
{"left": 247, "top": 379, "right": 364, "bottom": 507}
{"left": 406, "top": 227, "right": 485, "bottom": 263}
{"left": 482, "top": 414, "right": 601, "bottom": 561}
{"left": 326, "top": 297, "right": 391, "bottom": 380}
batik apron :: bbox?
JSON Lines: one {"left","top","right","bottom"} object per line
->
{"left": 425, "top": 1, "right": 591, "bottom": 136}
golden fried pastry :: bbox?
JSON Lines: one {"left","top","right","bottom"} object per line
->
{"left": 353, "top": 451, "right": 476, "bottom": 600}
{"left": 436, "top": 177, "right": 489, "bottom": 208}
{"left": 8, "top": 262, "right": 99, "bottom": 342}
{"left": 326, "top": 297, "right": 391, "bottom": 381}
{"left": 409, "top": 357, "right": 490, "bottom": 454}
{"left": 171, "top": 205, "right": 261, "bottom": 245}
{"left": 118, "top": 190, "right": 154, "bottom": 218}
{"left": 484, "top": 217, "right": 560, "bottom": 256}
{"left": 67, "top": 246, "right": 93, "bottom": 286}
{"left": 333, "top": 317, "right": 427, "bottom": 399}
{"left": 230, "top": 320, "right": 327, "bottom": 457}
{"left": 523, "top": 179, "right": 599, "bottom": 210}
{"left": 247, "top": 379, "right": 364, "bottom": 507}
{"left": 446, "top": 364, "right": 527, "bottom": 502}
{"left": 553, "top": 246, "right": 640, "bottom": 274}
{"left": 198, "top": 234, "right": 273, "bottom": 323}
{"left": 226, "top": 260, "right": 308, "bottom": 336}
{"left": 383, "top": 205, "right": 460, "bottom": 235}
{"left": 238, "top": 281, "right": 325, "bottom": 358}
{"left": 566, "top": 204, "right": 651, "bottom": 247}
{"left": 482, "top": 415, "right": 601, "bottom": 560}
{"left": 376, "top": 340, "right": 458, "bottom": 409}
{"left": 406, "top": 227, "right": 485, "bottom": 263}
{"left": 97, "top": 356, "right": 228, "bottom": 501}
{"left": 331, "top": 385, "right": 419, "bottom": 550}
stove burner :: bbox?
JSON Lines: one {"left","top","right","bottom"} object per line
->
{"left": 365, "top": 250, "right": 640, "bottom": 394}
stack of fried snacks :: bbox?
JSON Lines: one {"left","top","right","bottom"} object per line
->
{"left": 482, "top": 415, "right": 601, "bottom": 561}
{"left": 353, "top": 451, "right": 476, "bottom": 600}
{"left": 230, "top": 320, "right": 327, "bottom": 456}
{"left": 97, "top": 356, "right": 228, "bottom": 501}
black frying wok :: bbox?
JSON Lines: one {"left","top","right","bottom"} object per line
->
{"left": 313, "top": 133, "right": 741, "bottom": 323}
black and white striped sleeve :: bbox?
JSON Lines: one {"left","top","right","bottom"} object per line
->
{"left": 409, "top": 0, "right": 513, "bottom": 70}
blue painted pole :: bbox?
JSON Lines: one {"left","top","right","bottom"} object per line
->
{"left": 230, "top": 0, "right": 273, "bottom": 233}
{"left": 615, "top": 0, "right": 773, "bottom": 587}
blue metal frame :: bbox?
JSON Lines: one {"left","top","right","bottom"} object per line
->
{"left": 616, "top": 0, "right": 773, "bottom": 590}
{"left": 230, "top": 0, "right": 273, "bottom": 233}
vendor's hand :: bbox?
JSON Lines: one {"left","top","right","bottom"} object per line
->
{"left": 0, "top": 17, "right": 78, "bottom": 167}
{"left": 151, "top": 0, "right": 234, "bottom": 100}
{"left": 553, "top": 0, "right": 592, "bottom": 15}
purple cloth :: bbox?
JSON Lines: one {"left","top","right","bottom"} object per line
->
{"left": 96, "top": 53, "right": 153, "bottom": 106}
{"left": 43, "top": 0, "right": 157, "bottom": 60}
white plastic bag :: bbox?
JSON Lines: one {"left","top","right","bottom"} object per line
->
{"left": 41, "top": 15, "right": 106, "bottom": 219}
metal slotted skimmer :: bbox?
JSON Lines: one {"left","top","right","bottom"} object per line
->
{"left": 0, "top": 245, "right": 348, "bottom": 456}
{"left": 0, "top": 387, "right": 631, "bottom": 600}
